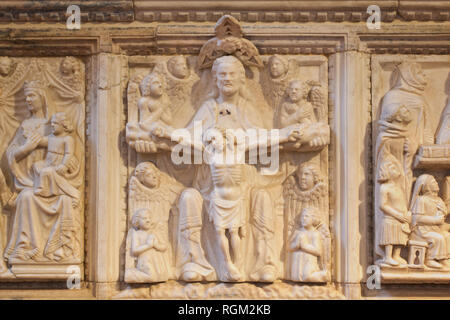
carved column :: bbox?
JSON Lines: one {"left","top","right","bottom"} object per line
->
{"left": 89, "top": 53, "right": 128, "bottom": 298}
{"left": 329, "top": 51, "right": 371, "bottom": 299}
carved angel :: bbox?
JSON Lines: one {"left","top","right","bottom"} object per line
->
{"left": 163, "top": 56, "right": 200, "bottom": 127}
{"left": 260, "top": 55, "right": 294, "bottom": 116}
{"left": 279, "top": 79, "right": 316, "bottom": 128}
{"left": 125, "top": 161, "right": 184, "bottom": 283}
{"left": 126, "top": 70, "right": 175, "bottom": 153}
{"left": 283, "top": 162, "right": 330, "bottom": 280}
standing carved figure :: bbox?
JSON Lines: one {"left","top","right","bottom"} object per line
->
{"left": 377, "top": 156, "right": 411, "bottom": 267}
{"left": 374, "top": 68, "right": 425, "bottom": 263}
{"left": 203, "top": 128, "right": 246, "bottom": 281}
{"left": 179, "top": 56, "right": 279, "bottom": 282}
{"left": 378, "top": 62, "right": 432, "bottom": 195}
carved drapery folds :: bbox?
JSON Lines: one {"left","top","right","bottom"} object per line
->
{"left": 373, "top": 56, "right": 450, "bottom": 282}
{"left": 125, "top": 16, "right": 331, "bottom": 284}
{"left": 0, "top": 57, "right": 85, "bottom": 279}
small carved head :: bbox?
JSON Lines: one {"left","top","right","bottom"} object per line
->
{"left": 418, "top": 174, "right": 439, "bottom": 195}
{"left": 23, "top": 80, "right": 47, "bottom": 116}
{"left": 60, "top": 56, "right": 80, "bottom": 76}
{"left": 0, "top": 56, "right": 14, "bottom": 77}
{"left": 287, "top": 80, "right": 309, "bottom": 103}
{"left": 212, "top": 55, "right": 246, "bottom": 97}
{"left": 51, "top": 112, "right": 73, "bottom": 135}
{"left": 131, "top": 208, "right": 155, "bottom": 231}
{"left": 134, "top": 161, "right": 160, "bottom": 189}
{"left": 140, "top": 72, "right": 164, "bottom": 98}
{"left": 296, "top": 163, "right": 321, "bottom": 191}
{"left": 297, "top": 207, "right": 321, "bottom": 229}
{"left": 167, "top": 56, "right": 189, "bottom": 79}
{"left": 377, "top": 157, "right": 401, "bottom": 183}
{"left": 268, "top": 55, "right": 288, "bottom": 79}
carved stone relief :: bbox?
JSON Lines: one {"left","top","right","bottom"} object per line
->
{"left": 372, "top": 55, "right": 450, "bottom": 282}
{"left": 0, "top": 57, "right": 85, "bottom": 279}
{"left": 125, "top": 16, "right": 331, "bottom": 286}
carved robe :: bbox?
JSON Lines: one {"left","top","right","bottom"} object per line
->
{"left": 5, "top": 118, "right": 79, "bottom": 261}
{"left": 126, "top": 174, "right": 183, "bottom": 282}
{"left": 410, "top": 195, "right": 448, "bottom": 260}
{"left": 288, "top": 228, "right": 325, "bottom": 282}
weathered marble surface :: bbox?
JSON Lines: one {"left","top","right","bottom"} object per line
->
{"left": 0, "top": 0, "right": 449, "bottom": 300}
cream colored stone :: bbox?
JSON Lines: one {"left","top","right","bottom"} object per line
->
{"left": 373, "top": 55, "right": 450, "bottom": 283}
{"left": 0, "top": 1, "right": 448, "bottom": 300}
{"left": 0, "top": 57, "right": 85, "bottom": 280}
{"left": 124, "top": 16, "right": 331, "bottom": 288}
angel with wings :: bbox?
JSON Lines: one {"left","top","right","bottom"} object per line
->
{"left": 260, "top": 55, "right": 293, "bottom": 116}
{"left": 283, "top": 162, "right": 330, "bottom": 281}
{"left": 163, "top": 56, "right": 200, "bottom": 127}
{"left": 125, "top": 161, "right": 184, "bottom": 283}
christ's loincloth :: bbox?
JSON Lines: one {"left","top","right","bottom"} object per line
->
{"left": 209, "top": 191, "right": 245, "bottom": 230}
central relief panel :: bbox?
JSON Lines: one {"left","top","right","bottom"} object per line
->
{"left": 124, "top": 16, "right": 331, "bottom": 286}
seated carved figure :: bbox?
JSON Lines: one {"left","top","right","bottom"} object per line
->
{"left": 410, "top": 174, "right": 450, "bottom": 269}
{"left": 126, "top": 71, "right": 174, "bottom": 152}
{"left": 5, "top": 80, "right": 80, "bottom": 262}
{"left": 288, "top": 207, "right": 328, "bottom": 282}
{"left": 279, "top": 80, "right": 316, "bottom": 128}
{"left": 33, "top": 112, "right": 80, "bottom": 201}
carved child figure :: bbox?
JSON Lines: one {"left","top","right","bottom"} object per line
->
{"left": 288, "top": 207, "right": 327, "bottom": 282}
{"left": 410, "top": 174, "right": 450, "bottom": 269}
{"left": 33, "top": 112, "right": 79, "bottom": 201}
{"left": 377, "top": 157, "right": 411, "bottom": 267}
{"left": 279, "top": 80, "right": 316, "bottom": 128}
{"left": 126, "top": 71, "right": 174, "bottom": 153}
{"left": 128, "top": 208, "right": 170, "bottom": 282}
{"left": 138, "top": 71, "right": 173, "bottom": 137}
